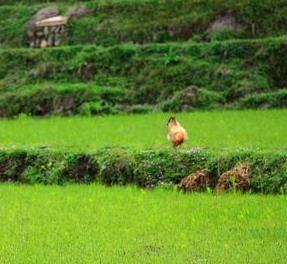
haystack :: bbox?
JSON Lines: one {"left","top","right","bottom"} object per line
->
{"left": 216, "top": 163, "right": 251, "bottom": 192}
{"left": 178, "top": 170, "right": 211, "bottom": 192}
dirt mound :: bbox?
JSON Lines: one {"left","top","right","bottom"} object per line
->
{"left": 67, "top": 5, "right": 91, "bottom": 19}
{"left": 208, "top": 14, "right": 243, "bottom": 33}
{"left": 178, "top": 170, "right": 211, "bottom": 192}
{"left": 216, "top": 163, "right": 251, "bottom": 192}
{"left": 178, "top": 86, "right": 199, "bottom": 111}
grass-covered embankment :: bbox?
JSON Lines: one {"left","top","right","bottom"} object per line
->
{"left": 1, "top": 185, "right": 287, "bottom": 263}
{"left": 1, "top": 37, "right": 287, "bottom": 116}
{"left": 0, "top": 147, "right": 286, "bottom": 193}
{"left": 0, "top": 111, "right": 285, "bottom": 193}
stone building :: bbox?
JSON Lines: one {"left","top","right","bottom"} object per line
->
{"left": 29, "top": 16, "right": 68, "bottom": 48}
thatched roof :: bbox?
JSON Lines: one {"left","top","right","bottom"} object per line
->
{"left": 36, "top": 16, "right": 68, "bottom": 27}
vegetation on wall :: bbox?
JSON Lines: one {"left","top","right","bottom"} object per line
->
{"left": 0, "top": 147, "right": 286, "bottom": 194}
{"left": 0, "top": 37, "right": 286, "bottom": 116}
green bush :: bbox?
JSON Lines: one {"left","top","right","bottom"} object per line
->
{"left": 97, "top": 148, "right": 135, "bottom": 185}
{"left": 22, "top": 153, "right": 66, "bottom": 184}
{"left": 209, "top": 28, "right": 245, "bottom": 41}
{"left": 161, "top": 86, "right": 224, "bottom": 112}
{"left": 0, "top": 147, "right": 287, "bottom": 194}
{"left": 0, "top": 150, "right": 28, "bottom": 182}
{"left": 79, "top": 101, "right": 120, "bottom": 116}
{"left": 0, "top": 83, "right": 126, "bottom": 117}
{"left": 124, "top": 104, "right": 154, "bottom": 114}
{"left": 239, "top": 89, "right": 287, "bottom": 108}
{"left": 62, "top": 154, "right": 99, "bottom": 183}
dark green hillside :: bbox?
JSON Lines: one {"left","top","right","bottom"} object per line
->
{"left": 0, "top": 0, "right": 287, "bottom": 48}
{"left": 0, "top": 37, "right": 286, "bottom": 116}
{"left": 0, "top": 0, "right": 286, "bottom": 116}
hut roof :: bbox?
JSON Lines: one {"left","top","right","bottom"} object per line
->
{"left": 36, "top": 16, "right": 68, "bottom": 27}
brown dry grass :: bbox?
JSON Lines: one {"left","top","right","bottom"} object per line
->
{"left": 216, "top": 163, "right": 251, "bottom": 192}
{"left": 177, "top": 170, "right": 211, "bottom": 192}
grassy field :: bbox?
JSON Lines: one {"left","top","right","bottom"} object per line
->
{"left": 0, "top": 110, "right": 286, "bottom": 151}
{"left": 0, "top": 184, "right": 286, "bottom": 263}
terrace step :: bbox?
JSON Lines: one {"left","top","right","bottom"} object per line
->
{"left": 0, "top": 147, "right": 286, "bottom": 194}
{"left": 0, "top": 37, "right": 286, "bottom": 116}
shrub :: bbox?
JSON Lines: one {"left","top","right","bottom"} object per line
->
{"left": 97, "top": 148, "right": 135, "bottom": 185}
{"left": 22, "top": 152, "right": 66, "bottom": 184}
{"left": 239, "top": 89, "right": 287, "bottom": 108}
{"left": 0, "top": 150, "right": 28, "bottom": 182}
{"left": 209, "top": 28, "right": 245, "bottom": 41}
{"left": 124, "top": 104, "right": 154, "bottom": 114}
{"left": 62, "top": 154, "right": 99, "bottom": 183}
{"left": 161, "top": 86, "right": 224, "bottom": 112}
{"left": 79, "top": 101, "right": 120, "bottom": 116}
{"left": 0, "top": 83, "right": 126, "bottom": 117}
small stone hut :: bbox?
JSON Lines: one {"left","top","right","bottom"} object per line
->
{"left": 30, "top": 16, "right": 68, "bottom": 48}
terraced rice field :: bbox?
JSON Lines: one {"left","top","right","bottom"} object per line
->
{"left": 0, "top": 110, "right": 286, "bottom": 151}
{"left": 0, "top": 185, "right": 287, "bottom": 263}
